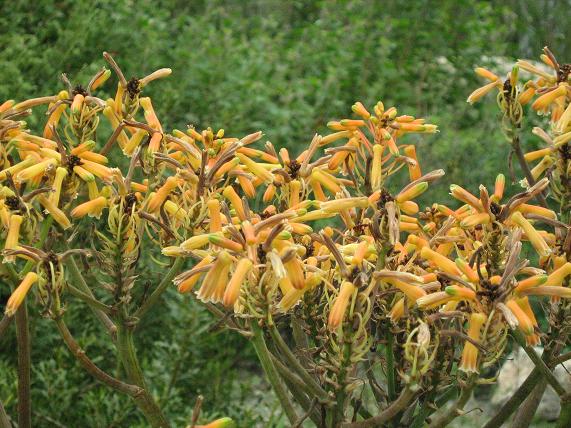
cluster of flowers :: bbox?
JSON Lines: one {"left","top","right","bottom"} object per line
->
{"left": 1, "top": 47, "right": 571, "bottom": 427}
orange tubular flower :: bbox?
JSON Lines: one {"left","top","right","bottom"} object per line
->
{"left": 222, "top": 186, "right": 246, "bottom": 220}
{"left": 395, "top": 182, "right": 428, "bottom": 203}
{"left": 515, "top": 274, "right": 548, "bottom": 293}
{"left": 328, "top": 281, "right": 356, "bottom": 331}
{"left": 147, "top": 176, "right": 179, "bottom": 212}
{"left": 4, "top": 214, "right": 23, "bottom": 263}
{"left": 197, "top": 251, "right": 232, "bottom": 303}
{"left": 420, "top": 247, "right": 461, "bottom": 276}
{"left": 195, "top": 417, "right": 235, "bottom": 428}
{"left": 510, "top": 211, "right": 551, "bottom": 257}
{"left": 505, "top": 299, "right": 534, "bottom": 336}
{"left": 459, "top": 312, "right": 487, "bottom": 373}
{"left": 5, "top": 272, "right": 39, "bottom": 316}
{"left": 70, "top": 196, "right": 108, "bottom": 219}
{"left": 176, "top": 256, "right": 214, "bottom": 293}
{"left": 532, "top": 84, "right": 568, "bottom": 112}
{"left": 223, "top": 258, "right": 253, "bottom": 308}
{"left": 445, "top": 285, "right": 476, "bottom": 301}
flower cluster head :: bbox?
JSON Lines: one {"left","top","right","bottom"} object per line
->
{"left": 2, "top": 46, "right": 571, "bottom": 427}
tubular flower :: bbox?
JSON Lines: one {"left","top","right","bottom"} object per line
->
{"left": 459, "top": 313, "right": 487, "bottom": 373}
{"left": 5, "top": 272, "right": 39, "bottom": 316}
{"left": 328, "top": 281, "right": 356, "bottom": 331}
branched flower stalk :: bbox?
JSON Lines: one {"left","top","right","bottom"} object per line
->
{"left": 1, "top": 46, "right": 571, "bottom": 428}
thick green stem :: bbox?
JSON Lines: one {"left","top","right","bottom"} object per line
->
{"left": 116, "top": 321, "right": 169, "bottom": 427}
{"left": 556, "top": 396, "right": 571, "bottom": 428}
{"left": 0, "top": 314, "right": 12, "bottom": 339}
{"left": 133, "top": 257, "right": 184, "bottom": 322}
{"left": 482, "top": 368, "right": 542, "bottom": 428}
{"left": 341, "top": 387, "right": 416, "bottom": 428}
{"left": 15, "top": 300, "right": 31, "bottom": 428}
{"left": 268, "top": 323, "right": 329, "bottom": 402}
{"left": 11, "top": 216, "right": 54, "bottom": 428}
{"left": 511, "top": 380, "right": 547, "bottom": 428}
{"left": 250, "top": 321, "right": 298, "bottom": 425}
{"left": 68, "top": 257, "right": 117, "bottom": 338}
{"left": 513, "top": 332, "right": 566, "bottom": 397}
{"left": 430, "top": 376, "right": 476, "bottom": 428}
{"left": 385, "top": 330, "right": 396, "bottom": 402}
{"left": 0, "top": 399, "right": 10, "bottom": 428}
{"left": 55, "top": 317, "right": 142, "bottom": 396}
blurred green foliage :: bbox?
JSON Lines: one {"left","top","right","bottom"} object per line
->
{"left": 1, "top": 0, "right": 570, "bottom": 426}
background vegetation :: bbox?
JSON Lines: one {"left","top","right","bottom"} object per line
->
{"left": 1, "top": 0, "right": 570, "bottom": 426}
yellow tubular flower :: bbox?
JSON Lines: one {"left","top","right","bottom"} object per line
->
{"left": 420, "top": 247, "right": 461, "bottom": 276}
{"left": 460, "top": 212, "right": 491, "bottom": 228}
{"left": 71, "top": 93, "right": 85, "bottom": 113}
{"left": 396, "top": 182, "right": 428, "bottom": 203}
{"left": 15, "top": 158, "right": 57, "bottom": 184}
{"left": 223, "top": 258, "right": 253, "bottom": 307}
{"left": 404, "top": 145, "right": 422, "bottom": 180}
{"left": 180, "top": 234, "right": 215, "bottom": 251}
{"left": 445, "top": 285, "right": 476, "bottom": 301}
{"left": 515, "top": 274, "right": 549, "bottom": 293}
{"left": 386, "top": 278, "right": 427, "bottom": 301}
{"left": 370, "top": 144, "right": 383, "bottom": 191}
{"left": 515, "top": 204, "right": 556, "bottom": 219}
{"left": 544, "top": 262, "right": 571, "bottom": 286}
{"left": 510, "top": 211, "right": 551, "bottom": 257}
{"left": 467, "top": 80, "right": 501, "bottom": 104}
{"left": 207, "top": 199, "right": 222, "bottom": 232}
{"left": 450, "top": 184, "right": 483, "bottom": 211}
{"left": 352, "top": 101, "right": 371, "bottom": 119}
{"left": 147, "top": 176, "right": 179, "bottom": 212}
{"left": 236, "top": 153, "right": 273, "bottom": 183}
{"left": 416, "top": 291, "right": 454, "bottom": 310}
{"left": 516, "top": 297, "right": 540, "bottom": 346}
{"left": 177, "top": 257, "right": 214, "bottom": 293}
{"left": 70, "top": 196, "right": 107, "bottom": 219}
{"left": 474, "top": 67, "right": 499, "bottom": 81}
{"left": 532, "top": 84, "right": 568, "bottom": 111}
{"left": 459, "top": 312, "right": 487, "bottom": 373}
{"left": 37, "top": 196, "right": 71, "bottom": 229}
{"left": 197, "top": 251, "right": 232, "bottom": 302}
{"left": 399, "top": 200, "right": 419, "bottom": 215}
{"left": 506, "top": 299, "right": 534, "bottom": 335}
{"left": 223, "top": 186, "right": 246, "bottom": 220}
{"left": 328, "top": 281, "right": 356, "bottom": 331}
{"left": 311, "top": 169, "right": 341, "bottom": 194}
{"left": 0, "top": 157, "right": 35, "bottom": 181}
{"left": 208, "top": 235, "right": 243, "bottom": 252}
{"left": 50, "top": 167, "right": 68, "bottom": 206}
{"left": 455, "top": 258, "right": 479, "bottom": 282}
{"left": 195, "top": 417, "right": 235, "bottom": 428}
{"left": 5, "top": 272, "right": 39, "bottom": 316}
{"left": 4, "top": 214, "right": 23, "bottom": 263}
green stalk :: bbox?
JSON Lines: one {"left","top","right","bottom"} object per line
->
{"left": 0, "top": 399, "right": 10, "bottom": 428}
{"left": 116, "top": 320, "right": 170, "bottom": 427}
{"left": 67, "top": 257, "right": 117, "bottom": 338}
{"left": 385, "top": 330, "right": 396, "bottom": 402}
{"left": 429, "top": 376, "right": 476, "bottom": 428}
{"left": 132, "top": 257, "right": 184, "bottom": 322}
{"left": 556, "top": 396, "right": 571, "bottom": 428}
{"left": 15, "top": 301, "right": 31, "bottom": 428}
{"left": 13, "top": 216, "right": 54, "bottom": 428}
{"left": 250, "top": 321, "right": 298, "bottom": 425}
{"left": 268, "top": 323, "right": 330, "bottom": 402}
